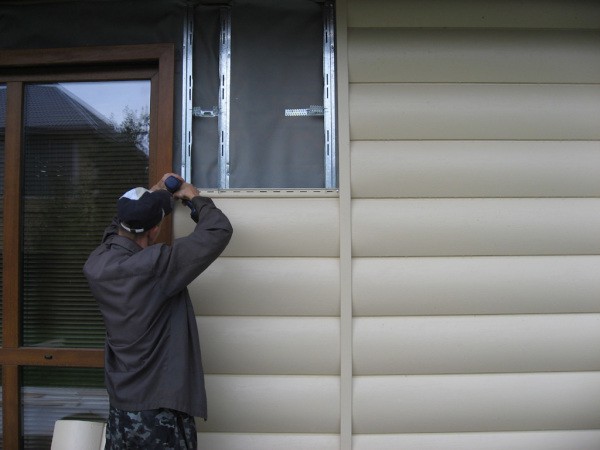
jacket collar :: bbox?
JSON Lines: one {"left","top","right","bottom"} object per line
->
{"left": 108, "top": 234, "right": 143, "bottom": 253}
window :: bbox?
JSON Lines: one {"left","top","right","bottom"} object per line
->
{"left": 22, "top": 81, "right": 150, "bottom": 350}
{"left": 0, "top": 45, "right": 174, "bottom": 449}
{"left": 182, "top": 0, "right": 337, "bottom": 189}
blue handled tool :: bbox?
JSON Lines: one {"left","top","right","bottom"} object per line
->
{"left": 165, "top": 176, "right": 198, "bottom": 221}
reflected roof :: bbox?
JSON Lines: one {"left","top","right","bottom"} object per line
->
{"left": 0, "top": 84, "right": 112, "bottom": 131}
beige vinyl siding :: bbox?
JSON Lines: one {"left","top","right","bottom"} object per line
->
{"left": 350, "top": 84, "right": 600, "bottom": 140}
{"left": 202, "top": 375, "right": 340, "bottom": 433}
{"left": 347, "top": 0, "right": 600, "bottom": 449}
{"left": 354, "top": 256, "right": 600, "bottom": 316}
{"left": 353, "top": 315, "right": 600, "bottom": 374}
{"left": 198, "top": 317, "right": 339, "bottom": 374}
{"left": 353, "top": 199, "right": 600, "bottom": 256}
{"left": 354, "top": 431, "right": 600, "bottom": 450}
{"left": 191, "top": 257, "right": 340, "bottom": 316}
{"left": 198, "top": 433, "right": 340, "bottom": 450}
{"left": 353, "top": 372, "right": 600, "bottom": 433}
{"left": 352, "top": 141, "right": 600, "bottom": 198}
{"left": 347, "top": 0, "right": 600, "bottom": 28}
{"left": 172, "top": 1, "right": 600, "bottom": 448}
{"left": 349, "top": 29, "right": 600, "bottom": 83}
{"left": 177, "top": 198, "right": 340, "bottom": 257}
{"left": 174, "top": 197, "right": 341, "bottom": 447}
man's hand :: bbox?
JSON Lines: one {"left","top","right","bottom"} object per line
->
{"left": 174, "top": 182, "right": 200, "bottom": 201}
{"left": 151, "top": 173, "right": 199, "bottom": 202}
{"left": 151, "top": 173, "right": 183, "bottom": 192}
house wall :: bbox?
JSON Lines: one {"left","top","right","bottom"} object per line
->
{"left": 4, "top": 0, "right": 599, "bottom": 448}
{"left": 180, "top": 1, "right": 600, "bottom": 449}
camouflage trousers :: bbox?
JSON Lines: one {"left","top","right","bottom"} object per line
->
{"left": 105, "top": 405, "right": 197, "bottom": 449}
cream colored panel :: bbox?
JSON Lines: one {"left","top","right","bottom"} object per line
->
{"left": 349, "top": 84, "right": 600, "bottom": 140}
{"left": 347, "top": 0, "right": 600, "bottom": 28}
{"left": 198, "top": 317, "right": 339, "bottom": 375}
{"left": 174, "top": 198, "right": 339, "bottom": 257}
{"left": 349, "top": 29, "right": 600, "bottom": 83}
{"left": 352, "top": 198, "right": 600, "bottom": 257}
{"left": 197, "top": 375, "right": 339, "bottom": 433}
{"left": 353, "top": 372, "right": 600, "bottom": 433}
{"left": 190, "top": 257, "right": 339, "bottom": 316}
{"left": 353, "top": 256, "right": 600, "bottom": 316}
{"left": 351, "top": 140, "right": 600, "bottom": 199}
{"left": 353, "top": 314, "right": 600, "bottom": 375}
{"left": 198, "top": 433, "right": 339, "bottom": 450}
{"left": 353, "top": 431, "right": 600, "bottom": 450}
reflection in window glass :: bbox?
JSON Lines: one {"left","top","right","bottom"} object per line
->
{"left": 21, "top": 81, "right": 150, "bottom": 348}
{"left": 0, "top": 83, "right": 5, "bottom": 348}
{"left": 22, "top": 366, "right": 106, "bottom": 448}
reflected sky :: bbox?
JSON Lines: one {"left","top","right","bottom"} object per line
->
{"left": 59, "top": 80, "right": 150, "bottom": 125}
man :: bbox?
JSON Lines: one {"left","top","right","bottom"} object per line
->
{"left": 84, "top": 173, "right": 233, "bottom": 449}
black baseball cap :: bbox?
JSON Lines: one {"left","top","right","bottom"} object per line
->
{"left": 117, "top": 187, "right": 173, "bottom": 233}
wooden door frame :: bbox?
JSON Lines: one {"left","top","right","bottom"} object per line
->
{"left": 0, "top": 44, "right": 174, "bottom": 449}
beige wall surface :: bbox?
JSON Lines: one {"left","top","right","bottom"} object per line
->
{"left": 345, "top": 0, "right": 600, "bottom": 449}
{"left": 178, "top": 1, "right": 600, "bottom": 448}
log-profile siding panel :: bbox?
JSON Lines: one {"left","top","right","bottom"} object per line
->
{"left": 190, "top": 257, "right": 339, "bottom": 316}
{"left": 353, "top": 256, "right": 600, "bottom": 316}
{"left": 198, "top": 316, "right": 340, "bottom": 375}
{"left": 347, "top": 0, "right": 600, "bottom": 28}
{"left": 197, "top": 375, "right": 340, "bottom": 433}
{"left": 353, "top": 198, "right": 600, "bottom": 257}
{"left": 353, "top": 314, "right": 600, "bottom": 375}
{"left": 350, "top": 84, "right": 600, "bottom": 141}
{"left": 198, "top": 433, "right": 340, "bottom": 450}
{"left": 174, "top": 198, "right": 339, "bottom": 257}
{"left": 351, "top": 141, "right": 600, "bottom": 199}
{"left": 353, "top": 372, "right": 600, "bottom": 434}
{"left": 353, "top": 430, "right": 600, "bottom": 450}
{"left": 349, "top": 29, "right": 600, "bottom": 83}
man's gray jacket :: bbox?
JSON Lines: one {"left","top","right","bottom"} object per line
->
{"left": 84, "top": 195, "right": 233, "bottom": 419}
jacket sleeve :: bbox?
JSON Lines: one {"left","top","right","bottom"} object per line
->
{"left": 156, "top": 196, "right": 233, "bottom": 298}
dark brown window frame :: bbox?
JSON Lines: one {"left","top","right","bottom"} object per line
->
{"left": 0, "top": 44, "right": 175, "bottom": 449}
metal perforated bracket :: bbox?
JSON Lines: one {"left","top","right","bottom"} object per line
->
{"left": 285, "top": 105, "right": 325, "bottom": 117}
{"left": 323, "top": 0, "right": 337, "bottom": 189}
{"left": 218, "top": 6, "right": 232, "bottom": 189}
{"left": 192, "top": 107, "right": 220, "bottom": 118}
{"left": 180, "top": 3, "right": 194, "bottom": 181}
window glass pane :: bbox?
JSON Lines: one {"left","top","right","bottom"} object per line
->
{"left": 0, "top": 83, "right": 5, "bottom": 346}
{"left": 21, "top": 81, "right": 150, "bottom": 348}
{"left": 22, "top": 366, "right": 107, "bottom": 449}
